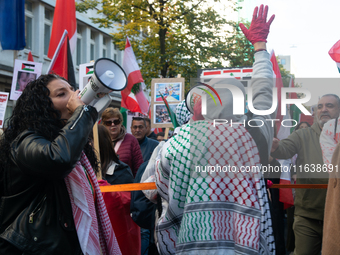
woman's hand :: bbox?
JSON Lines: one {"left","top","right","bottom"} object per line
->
{"left": 67, "top": 90, "right": 85, "bottom": 115}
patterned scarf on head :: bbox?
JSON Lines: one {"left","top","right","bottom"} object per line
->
{"left": 176, "top": 100, "right": 191, "bottom": 126}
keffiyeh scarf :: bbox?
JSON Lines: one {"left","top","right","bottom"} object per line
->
{"left": 64, "top": 151, "right": 121, "bottom": 255}
{"left": 155, "top": 121, "right": 275, "bottom": 255}
{"left": 176, "top": 100, "right": 191, "bottom": 126}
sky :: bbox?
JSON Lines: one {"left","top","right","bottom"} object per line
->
{"left": 221, "top": 0, "right": 340, "bottom": 105}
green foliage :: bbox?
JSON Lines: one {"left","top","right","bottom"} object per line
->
{"left": 76, "top": 0, "right": 253, "bottom": 89}
{"left": 224, "top": 20, "right": 254, "bottom": 67}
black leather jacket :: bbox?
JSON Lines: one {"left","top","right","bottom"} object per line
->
{"left": 0, "top": 105, "right": 98, "bottom": 255}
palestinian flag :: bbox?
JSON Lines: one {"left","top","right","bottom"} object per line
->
{"left": 21, "top": 63, "right": 35, "bottom": 72}
{"left": 86, "top": 65, "right": 94, "bottom": 75}
{"left": 47, "top": 0, "right": 76, "bottom": 88}
{"left": 47, "top": 0, "right": 76, "bottom": 57}
{"left": 48, "top": 38, "right": 76, "bottom": 89}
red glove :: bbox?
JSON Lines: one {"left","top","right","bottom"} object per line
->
{"left": 239, "top": 5, "right": 275, "bottom": 45}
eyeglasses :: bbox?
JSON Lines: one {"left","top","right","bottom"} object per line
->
{"left": 103, "top": 119, "right": 121, "bottom": 126}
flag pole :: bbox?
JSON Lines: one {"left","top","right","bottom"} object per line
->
{"left": 46, "top": 29, "right": 68, "bottom": 74}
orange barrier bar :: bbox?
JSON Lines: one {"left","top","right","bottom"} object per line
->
{"left": 100, "top": 182, "right": 157, "bottom": 192}
{"left": 99, "top": 182, "right": 329, "bottom": 192}
{"left": 271, "top": 184, "right": 328, "bottom": 189}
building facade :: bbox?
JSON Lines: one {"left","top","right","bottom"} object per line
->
{"left": 0, "top": 0, "right": 123, "bottom": 127}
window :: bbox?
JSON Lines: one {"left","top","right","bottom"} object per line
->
{"left": 102, "top": 36, "right": 107, "bottom": 58}
{"left": 114, "top": 53, "right": 117, "bottom": 62}
{"left": 90, "top": 30, "right": 95, "bottom": 61}
{"left": 25, "top": 1, "right": 33, "bottom": 50}
{"left": 76, "top": 25, "right": 82, "bottom": 65}
{"left": 281, "top": 59, "right": 286, "bottom": 65}
{"left": 90, "top": 44, "right": 95, "bottom": 60}
{"left": 76, "top": 38, "right": 82, "bottom": 65}
{"left": 44, "top": 8, "right": 53, "bottom": 55}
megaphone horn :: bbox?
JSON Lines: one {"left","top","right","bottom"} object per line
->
{"left": 79, "top": 58, "right": 127, "bottom": 105}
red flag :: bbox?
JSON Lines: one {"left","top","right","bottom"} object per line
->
{"left": 121, "top": 37, "right": 149, "bottom": 114}
{"left": 47, "top": 0, "right": 76, "bottom": 87}
{"left": 270, "top": 50, "right": 284, "bottom": 132}
{"left": 47, "top": 0, "right": 76, "bottom": 58}
{"left": 328, "top": 39, "right": 340, "bottom": 73}
{"left": 27, "top": 51, "right": 34, "bottom": 62}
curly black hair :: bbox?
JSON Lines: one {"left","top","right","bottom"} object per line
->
{"left": 0, "top": 74, "right": 98, "bottom": 177}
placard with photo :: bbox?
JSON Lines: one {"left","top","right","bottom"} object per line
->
{"left": 154, "top": 103, "right": 178, "bottom": 125}
{"left": 151, "top": 78, "right": 185, "bottom": 128}
{"left": 154, "top": 82, "right": 182, "bottom": 103}
{"left": 10, "top": 60, "right": 43, "bottom": 101}
{"left": 79, "top": 62, "right": 95, "bottom": 90}
{"left": 0, "top": 92, "right": 9, "bottom": 128}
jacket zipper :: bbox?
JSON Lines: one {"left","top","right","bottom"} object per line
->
{"left": 70, "top": 105, "right": 89, "bottom": 130}
{"left": 29, "top": 195, "right": 47, "bottom": 224}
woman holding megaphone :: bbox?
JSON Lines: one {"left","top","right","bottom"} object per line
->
{"left": 0, "top": 74, "right": 121, "bottom": 255}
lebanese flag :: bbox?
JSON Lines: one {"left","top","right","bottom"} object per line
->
{"left": 47, "top": 0, "right": 76, "bottom": 87}
{"left": 270, "top": 50, "right": 284, "bottom": 133}
{"left": 329, "top": 39, "right": 340, "bottom": 73}
{"left": 121, "top": 37, "right": 149, "bottom": 114}
{"left": 270, "top": 51, "right": 294, "bottom": 209}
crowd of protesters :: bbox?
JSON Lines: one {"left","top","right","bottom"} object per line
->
{"left": 1, "top": 4, "right": 340, "bottom": 255}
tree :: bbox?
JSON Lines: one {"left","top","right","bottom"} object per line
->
{"left": 76, "top": 0, "right": 244, "bottom": 88}
{"left": 224, "top": 20, "right": 254, "bottom": 68}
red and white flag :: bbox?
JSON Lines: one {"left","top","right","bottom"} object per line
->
{"left": 47, "top": 0, "right": 76, "bottom": 85}
{"left": 121, "top": 37, "right": 149, "bottom": 114}
{"left": 270, "top": 51, "right": 294, "bottom": 209}
{"left": 270, "top": 50, "right": 284, "bottom": 133}
{"left": 329, "top": 39, "right": 340, "bottom": 73}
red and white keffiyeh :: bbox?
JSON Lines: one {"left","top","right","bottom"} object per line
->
{"left": 64, "top": 151, "right": 121, "bottom": 255}
{"left": 320, "top": 118, "right": 340, "bottom": 166}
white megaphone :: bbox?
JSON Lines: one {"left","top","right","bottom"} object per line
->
{"left": 79, "top": 58, "right": 127, "bottom": 113}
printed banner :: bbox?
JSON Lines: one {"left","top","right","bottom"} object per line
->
{"left": 79, "top": 62, "right": 94, "bottom": 90}
{"left": 0, "top": 92, "right": 9, "bottom": 128}
{"left": 10, "top": 59, "right": 42, "bottom": 101}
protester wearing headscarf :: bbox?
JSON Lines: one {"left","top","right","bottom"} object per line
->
{"left": 143, "top": 5, "right": 276, "bottom": 254}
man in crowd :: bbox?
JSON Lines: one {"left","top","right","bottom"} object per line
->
{"left": 131, "top": 117, "right": 159, "bottom": 162}
{"left": 145, "top": 117, "right": 157, "bottom": 140}
{"left": 271, "top": 94, "right": 340, "bottom": 255}
{"left": 130, "top": 117, "right": 159, "bottom": 255}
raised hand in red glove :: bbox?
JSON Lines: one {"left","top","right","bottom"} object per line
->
{"left": 239, "top": 5, "right": 275, "bottom": 45}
